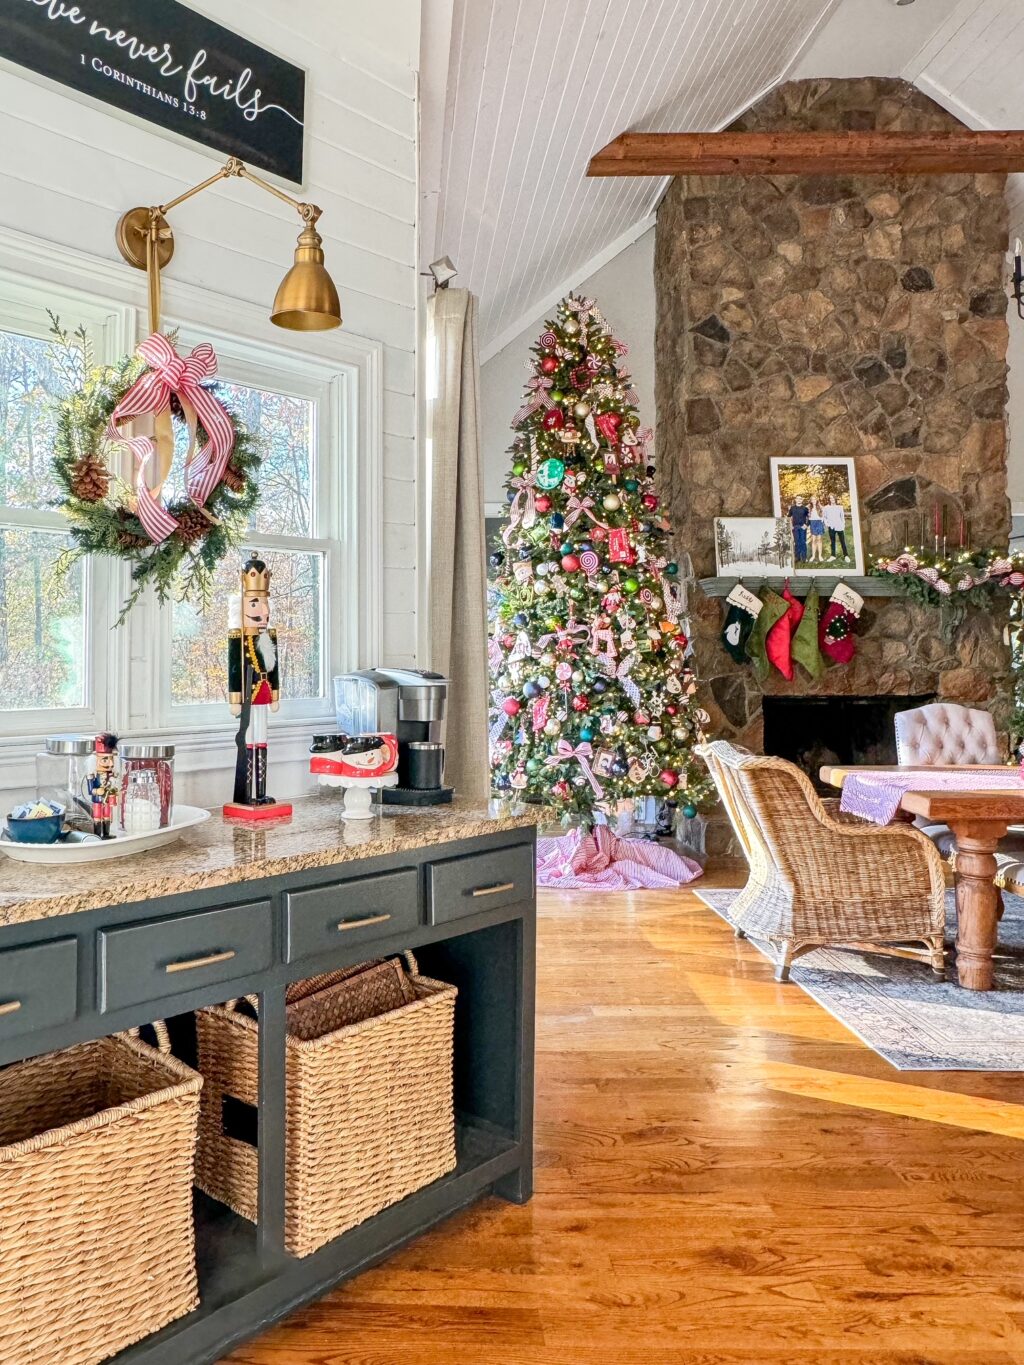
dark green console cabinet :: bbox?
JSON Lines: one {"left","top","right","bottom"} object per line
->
{"left": 0, "top": 809, "right": 537, "bottom": 1365}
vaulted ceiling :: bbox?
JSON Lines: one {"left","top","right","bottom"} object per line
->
{"left": 430, "top": 0, "right": 843, "bottom": 355}
{"left": 425, "top": 0, "right": 1024, "bottom": 358}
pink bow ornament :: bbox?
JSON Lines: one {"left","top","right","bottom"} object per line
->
{"left": 545, "top": 739, "right": 604, "bottom": 796}
{"left": 106, "top": 333, "right": 235, "bottom": 544}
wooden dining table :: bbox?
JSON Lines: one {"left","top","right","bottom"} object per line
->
{"left": 820, "top": 764, "right": 1024, "bottom": 992}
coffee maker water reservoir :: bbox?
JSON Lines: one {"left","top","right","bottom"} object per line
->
{"left": 333, "top": 669, "right": 451, "bottom": 802}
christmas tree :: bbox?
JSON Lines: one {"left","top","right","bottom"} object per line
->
{"left": 488, "top": 294, "right": 712, "bottom": 823}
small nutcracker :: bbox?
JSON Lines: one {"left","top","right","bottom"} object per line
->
{"left": 87, "top": 733, "right": 119, "bottom": 840}
{"left": 224, "top": 554, "right": 293, "bottom": 821}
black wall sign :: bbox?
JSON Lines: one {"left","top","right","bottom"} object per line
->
{"left": 1, "top": 0, "right": 306, "bottom": 185}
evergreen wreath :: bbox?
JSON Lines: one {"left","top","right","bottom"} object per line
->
{"left": 48, "top": 315, "right": 263, "bottom": 624}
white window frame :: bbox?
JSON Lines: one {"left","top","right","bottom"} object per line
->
{"left": 0, "top": 270, "right": 133, "bottom": 741}
{"left": 0, "top": 225, "right": 384, "bottom": 777}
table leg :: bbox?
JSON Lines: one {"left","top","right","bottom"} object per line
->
{"left": 949, "top": 819, "right": 1008, "bottom": 991}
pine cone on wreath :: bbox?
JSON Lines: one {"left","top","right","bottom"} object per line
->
{"left": 221, "top": 464, "right": 245, "bottom": 493}
{"left": 116, "top": 530, "right": 148, "bottom": 551}
{"left": 70, "top": 456, "right": 110, "bottom": 502}
{"left": 174, "top": 504, "right": 211, "bottom": 546}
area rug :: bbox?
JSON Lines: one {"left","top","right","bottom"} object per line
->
{"left": 697, "top": 887, "right": 1024, "bottom": 1071}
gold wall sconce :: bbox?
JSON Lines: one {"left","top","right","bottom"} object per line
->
{"left": 114, "top": 156, "right": 342, "bottom": 334}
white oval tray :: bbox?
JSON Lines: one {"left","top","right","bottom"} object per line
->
{"left": 0, "top": 805, "right": 211, "bottom": 864}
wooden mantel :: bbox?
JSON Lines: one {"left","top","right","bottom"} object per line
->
{"left": 587, "top": 130, "right": 1024, "bottom": 177}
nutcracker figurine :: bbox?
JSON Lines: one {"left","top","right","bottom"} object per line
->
{"left": 224, "top": 554, "right": 292, "bottom": 821}
{"left": 87, "top": 733, "right": 119, "bottom": 840}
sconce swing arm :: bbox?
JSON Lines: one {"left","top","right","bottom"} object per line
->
{"left": 115, "top": 156, "right": 341, "bottom": 334}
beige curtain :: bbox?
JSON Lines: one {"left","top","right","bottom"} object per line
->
{"left": 426, "top": 288, "right": 489, "bottom": 801}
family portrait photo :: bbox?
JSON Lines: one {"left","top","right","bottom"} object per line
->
{"left": 770, "top": 457, "right": 864, "bottom": 576}
{"left": 714, "top": 517, "right": 795, "bottom": 577}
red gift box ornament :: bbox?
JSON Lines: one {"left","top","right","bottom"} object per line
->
{"left": 607, "top": 528, "right": 634, "bottom": 564}
{"left": 595, "top": 411, "right": 622, "bottom": 446}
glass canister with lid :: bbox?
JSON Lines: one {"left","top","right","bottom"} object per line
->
{"left": 118, "top": 741, "right": 175, "bottom": 829}
{"left": 36, "top": 735, "right": 96, "bottom": 833}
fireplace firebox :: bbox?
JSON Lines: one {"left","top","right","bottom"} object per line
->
{"left": 762, "top": 695, "right": 936, "bottom": 793}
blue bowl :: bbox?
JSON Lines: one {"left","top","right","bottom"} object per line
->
{"left": 5, "top": 813, "right": 65, "bottom": 844}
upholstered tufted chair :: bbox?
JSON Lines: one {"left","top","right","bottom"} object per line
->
{"left": 895, "top": 702, "right": 1022, "bottom": 858}
{"left": 895, "top": 703, "right": 1000, "bottom": 767}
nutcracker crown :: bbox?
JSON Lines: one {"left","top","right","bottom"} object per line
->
{"left": 241, "top": 554, "right": 271, "bottom": 596}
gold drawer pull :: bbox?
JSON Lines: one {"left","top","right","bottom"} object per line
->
{"left": 337, "top": 913, "right": 392, "bottom": 932}
{"left": 471, "top": 881, "right": 515, "bottom": 898}
{"left": 165, "top": 949, "right": 237, "bottom": 975}
{"left": 0, "top": 1000, "right": 21, "bottom": 1018}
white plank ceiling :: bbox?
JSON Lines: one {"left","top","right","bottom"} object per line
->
{"left": 431, "top": 0, "right": 842, "bottom": 354}
{"left": 430, "top": 0, "right": 1024, "bottom": 357}
{"left": 905, "top": 0, "right": 1024, "bottom": 231}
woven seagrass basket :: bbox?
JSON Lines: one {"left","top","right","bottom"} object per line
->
{"left": 195, "top": 954, "right": 457, "bottom": 1257}
{"left": 0, "top": 1025, "right": 203, "bottom": 1365}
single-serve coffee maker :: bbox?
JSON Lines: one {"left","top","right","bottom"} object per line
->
{"left": 333, "top": 669, "right": 451, "bottom": 804}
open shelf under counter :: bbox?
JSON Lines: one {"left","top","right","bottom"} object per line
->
{"left": 118, "top": 1120, "right": 520, "bottom": 1365}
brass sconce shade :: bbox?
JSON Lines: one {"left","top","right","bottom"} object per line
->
{"left": 271, "top": 221, "right": 342, "bottom": 331}
{"left": 114, "top": 157, "right": 342, "bottom": 334}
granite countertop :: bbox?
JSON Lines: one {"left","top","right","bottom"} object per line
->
{"left": 0, "top": 796, "right": 541, "bottom": 926}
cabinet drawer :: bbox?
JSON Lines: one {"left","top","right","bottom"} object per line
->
{"left": 428, "top": 842, "right": 535, "bottom": 925}
{"left": 98, "top": 900, "right": 274, "bottom": 1013}
{"left": 285, "top": 868, "right": 420, "bottom": 964}
{"left": 0, "top": 938, "right": 78, "bottom": 1040}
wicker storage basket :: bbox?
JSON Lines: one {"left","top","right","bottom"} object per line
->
{"left": 0, "top": 1027, "right": 203, "bottom": 1365}
{"left": 195, "top": 954, "right": 457, "bottom": 1257}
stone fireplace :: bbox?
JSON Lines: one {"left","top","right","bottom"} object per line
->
{"left": 653, "top": 77, "right": 1014, "bottom": 842}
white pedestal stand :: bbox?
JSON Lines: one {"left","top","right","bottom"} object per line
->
{"left": 315, "top": 770, "right": 399, "bottom": 820}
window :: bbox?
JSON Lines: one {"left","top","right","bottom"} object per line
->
{"left": 0, "top": 277, "right": 126, "bottom": 737}
{"left": 151, "top": 327, "right": 348, "bottom": 731}
{"left": 0, "top": 246, "right": 381, "bottom": 762}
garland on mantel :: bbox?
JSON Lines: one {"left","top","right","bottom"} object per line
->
{"left": 869, "top": 548, "right": 1024, "bottom": 627}
{"left": 870, "top": 548, "right": 1024, "bottom": 750}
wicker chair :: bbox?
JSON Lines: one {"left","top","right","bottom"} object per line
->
{"left": 697, "top": 740, "right": 947, "bottom": 982}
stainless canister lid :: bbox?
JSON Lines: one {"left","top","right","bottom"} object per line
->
{"left": 119, "top": 741, "right": 176, "bottom": 759}
{"left": 45, "top": 734, "right": 95, "bottom": 756}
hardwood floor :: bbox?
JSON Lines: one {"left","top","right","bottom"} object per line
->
{"left": 224, "top": 866, "right": 1024, "bottom": 1363}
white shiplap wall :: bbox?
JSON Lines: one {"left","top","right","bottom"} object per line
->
{"left": 0, "top": 0, "right": 420, "bottom": 666}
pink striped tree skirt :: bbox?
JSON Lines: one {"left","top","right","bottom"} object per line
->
{"left": 536, "top": 824, "right": 704, "bottom": 890}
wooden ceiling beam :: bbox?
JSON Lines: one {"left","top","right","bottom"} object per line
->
{"left": 586, "top": 130, "right": 1024, "bottom": 177}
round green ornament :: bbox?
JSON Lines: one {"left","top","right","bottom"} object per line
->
{"left": 536, "top": 458, "right": 565, "bottom": 490}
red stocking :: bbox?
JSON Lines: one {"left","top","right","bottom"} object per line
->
{"left": 819, "top": 601, "right": 857, "bottom": 665}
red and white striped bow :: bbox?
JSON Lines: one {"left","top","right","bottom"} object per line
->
{"left": 106, "top": 333, "right": 235, "bottom": 544}
{"left": 564, "top": 494, "right": 608, "bottom": 533}
{"left": 502, "top": 469, "right": 538, "bottom": 545}
{"left": 511, "top": 375, "right": 554, "bottom": 427}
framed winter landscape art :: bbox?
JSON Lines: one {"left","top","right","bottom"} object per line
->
{"left": 714, "top": 517, "right": 794, "bottom": 576}
{"left": 770, "top": 456, "right": 864, "bottom": 576}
